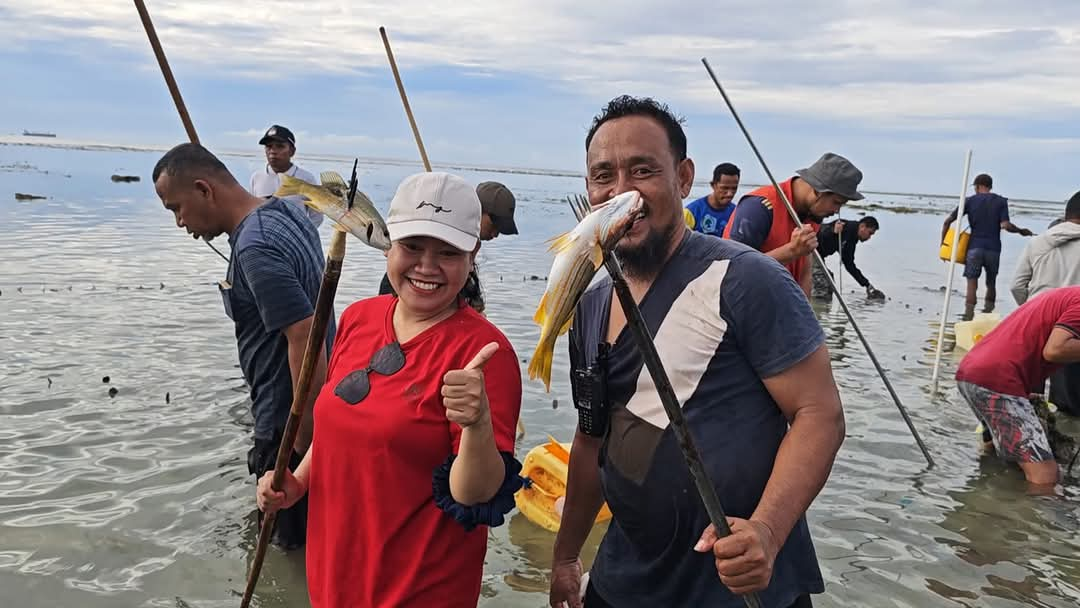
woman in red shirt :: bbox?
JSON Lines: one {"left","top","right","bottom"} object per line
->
{"left": 257, "top": 171, "right": 523, "bottom": 607}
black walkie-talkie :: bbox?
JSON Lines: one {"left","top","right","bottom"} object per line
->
{"left": 574, "top": 342, "right": 611, "bottom": 437}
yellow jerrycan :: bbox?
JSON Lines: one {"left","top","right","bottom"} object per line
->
{"left": 515, "top": 436, "right": 613, "bottom": 533}
{"left": 940, "top": 226, "right": 970, "bottom": 264}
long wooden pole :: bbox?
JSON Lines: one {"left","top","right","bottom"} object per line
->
{"left": 239, "top": 229, "right": 347, "bottom": 608}
{"left": 133, "top": 0, "right": 228, "bottom": 263}
{"left": 380, "top": 27, "right": 433, "bottom": 172}
{"left": 930, "top": 150, "right": 973, "bottom": 391}
{"left": 702, "top": 57, "right": 935, "bottom": 469}
{"left": 379, "top": 24, "right": 527, "bottom": 438}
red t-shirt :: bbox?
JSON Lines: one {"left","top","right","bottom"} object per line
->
{"left": 305, "top": 295, "right": 521, "bottom": 608}
{"left": 956, "top": 286, "right": 1080, "bottom": 396}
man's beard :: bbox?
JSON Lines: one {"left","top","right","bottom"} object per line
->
{"left": 613, "top": 221, "right": 676, "bottom": 280}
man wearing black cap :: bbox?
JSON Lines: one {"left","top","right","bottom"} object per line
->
{"left": 476, "top": 181, "right": 519, "bottom": 240}
{"left": 249, "top": 124, "right": 324, "bottom": 229}
{"left": 941, "top": 173, "right": 1034, "bottom": 319}
{"left": 377, "top": 180, "right": 519, "bottom": 299}
{"left": 724, "top": 152, "right": 863, "bottom": 299}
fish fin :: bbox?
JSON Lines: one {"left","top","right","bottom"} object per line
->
{"left": 319, "top": 171, "right": 348, "bottom": 189}
{"left": 274, "top": 174, "right": 308, "bottom": 198}
{"left": 545, "top": 231, "right": 578, "bottom": 253}
{"left": 527, "top": 339, "right": 554, "bottom": 393}
{"left": 590, "top": 244, "right": 604, "bottom": 271}
{"left": 533, "top": 291, "right": 549, "bottom": 325}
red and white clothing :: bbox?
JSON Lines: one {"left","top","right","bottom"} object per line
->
{"left": 956, "top": 286, "right": 1080, "bottom": 396}
{"left": 305, "top": 295, "right": 521, "bottom": 608}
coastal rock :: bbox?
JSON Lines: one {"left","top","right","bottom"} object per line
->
{"left": 14, "top": 192, "right": 45, "bottom": 201}
{"left": 110, "top": 175, "right": 140, "bottom": 183}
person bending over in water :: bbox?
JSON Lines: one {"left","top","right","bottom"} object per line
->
{"left": 955, "top": 286, "right": 1080, "bottom": 490}
{"left": 257, "top": 171, "right": 523, "bottom": 608}
{"left": 153, "top": 142, "right": 330, "bottom": 552}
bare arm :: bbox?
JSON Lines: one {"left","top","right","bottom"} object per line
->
{"left": 768, "top": 226, "right": 818, "bottom": 266}
{"left": 941, "top": 209, "right": 958, "bottom": 243}
{"left": 449, "top": 413, "right": 506, "bottom": 505}
{"left": 1044, "top": 327, "right": 1080, "bottom": 364}
{"left": 1002, "top": 220, "right": 1034, "bottom": 237}
{"left": 282, "top": 316, "right": 328, "bottom": 456}
{"left": 553, "top": 431, "right": 606, "bottom": 563}
{"left": 766, "top": 244, "right": 799, "bottom": 265}
{"left": 798, "top": 260, "right": 813, "bottom": 299}
{"left": 752, "top": 346, "right": 845, "bottom": 546}
{"left": 442, "top": 343, "right": 513, "bottom": 506}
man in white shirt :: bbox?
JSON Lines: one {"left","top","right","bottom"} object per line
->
{"left": 249, "top": 125, "right": 323, "bottom": 229}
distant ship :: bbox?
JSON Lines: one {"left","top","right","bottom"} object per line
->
{"left": 22, "top": 130, "right": 56, "bottom": 138}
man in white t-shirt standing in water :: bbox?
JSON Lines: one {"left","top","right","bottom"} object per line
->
{"left": 249, "top": 124, "right": 324, "bottom": 229}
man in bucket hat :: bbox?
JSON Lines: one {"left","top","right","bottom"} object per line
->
{"left": 724, "top": 152, "right": 864, "bottom": 298}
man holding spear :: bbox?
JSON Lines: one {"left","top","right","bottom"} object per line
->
{"left": 152, "top": 143, "right": 333, "bottom": 551}
{"left": 548, "top": 96, "right": 845, "bottom": 608}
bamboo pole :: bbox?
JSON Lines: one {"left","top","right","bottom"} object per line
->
{"left": 133, "top": 0, "right": 228, "bottom": 263}
{"left": 380, "top": 27, "right": 432, "bottom": 172}
{"left": 239, "top": 229, "right": 348, "bottom": 608}
{"left": 930, "top": 150, "right": 973, "bottom": 391}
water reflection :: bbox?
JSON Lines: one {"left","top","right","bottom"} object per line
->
{"left": 1, "top": 144, "right": 1077, "bottom": 608}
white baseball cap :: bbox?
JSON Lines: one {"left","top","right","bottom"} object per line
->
{"left": 387, "top": 172, "right": 481, "bottom": 251}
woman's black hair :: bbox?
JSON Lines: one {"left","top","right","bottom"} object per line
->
{"left": 461, "top": 265, "right": 485, "bottom": 314}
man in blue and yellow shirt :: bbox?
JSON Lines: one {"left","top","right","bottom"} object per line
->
{"left": 684, "top": 162, "right": 740, "bottom": 236}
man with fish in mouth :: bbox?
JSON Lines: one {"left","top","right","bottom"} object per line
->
{"left": 723, "top": 152, "right": 865, "bottom": 299}
{"left": 547, "top": 95, "right": 845, "bottom": 608}
{"left": 152, "top": 142, "right": 332, "bottom": 551}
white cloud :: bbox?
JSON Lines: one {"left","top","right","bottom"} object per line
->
{"left": 2, "top": 0, "right": 1079, "bottom": 130}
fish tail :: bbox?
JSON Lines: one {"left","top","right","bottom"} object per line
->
{"left": 527, "top": 337, "right": 555, "bottom": 393}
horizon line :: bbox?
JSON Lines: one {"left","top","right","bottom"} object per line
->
{"left": 0, "top": 135, "right": 1064, "bottom": 206}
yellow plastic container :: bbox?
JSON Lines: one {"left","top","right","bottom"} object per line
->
{"left": 954, "top": 313, "right": 1001, "bottom": 351}
{"left": 940, "top": 227, "right": 970, "bottom": 264}
{"left": 515, "top": 436, "right": 612, "bottom": 533}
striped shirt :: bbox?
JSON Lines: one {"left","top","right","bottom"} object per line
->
{"left": 222, "top": 197, "right": 335, "bottom": 440}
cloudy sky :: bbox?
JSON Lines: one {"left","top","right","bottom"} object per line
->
{"left": 2, "top": 1, "right": 1078, "bottom": 200}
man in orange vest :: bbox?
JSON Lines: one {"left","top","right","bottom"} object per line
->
{"left": 723, "top": 153, "right": 865, "bottom": 298}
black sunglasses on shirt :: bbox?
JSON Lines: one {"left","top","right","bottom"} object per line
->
{"left": 334, "top": 341, "right": 407, "bottom": 405}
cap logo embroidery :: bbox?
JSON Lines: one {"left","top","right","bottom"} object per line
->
{"left": 416, "top": 200, "right": 451, "bottom": 214}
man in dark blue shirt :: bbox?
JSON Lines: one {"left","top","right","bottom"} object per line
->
{"left": 814, "top": 216, "right": 883, "bottom": 299}
{"left": 941, "top": 173, "right": 1033, "bottom": 319}
{"left": 548, "top": 96, "right": 845, "bottom": 608}
{"left": 153, "top": 143, "right": 333, "bottom": 551}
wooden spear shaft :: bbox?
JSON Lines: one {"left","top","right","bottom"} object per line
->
{"left": 133, "top": 0, "right": 228, "bottom": 263}
{"left": 239, "top": 229, "right": 347, "bottom": 608}
{"left": 380, "top": 26, "right": 433, "bottom": 172}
